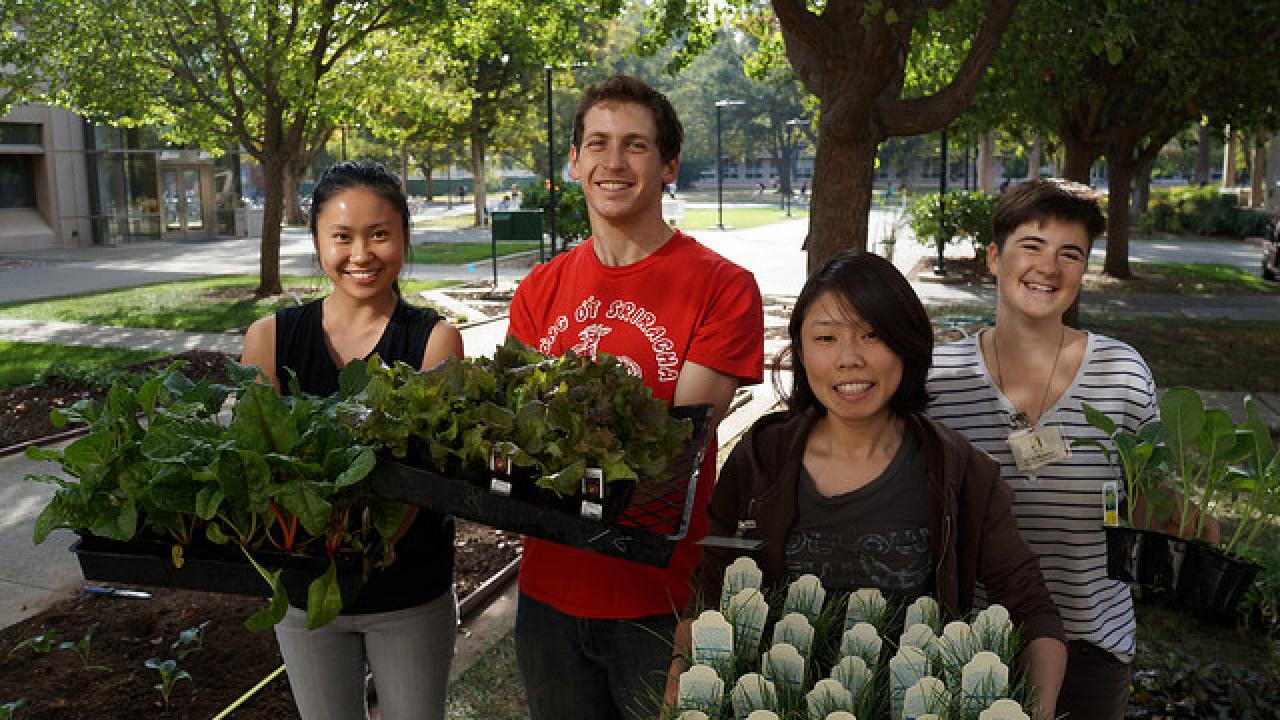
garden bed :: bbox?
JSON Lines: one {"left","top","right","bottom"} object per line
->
{"left": 0, "top": 520, "right": 520, "bottom": 719}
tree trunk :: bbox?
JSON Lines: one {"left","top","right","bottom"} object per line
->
{"left": 806, "top": 129, "right": 878, "bottom": 274}
{"left": 1223, "top": 126, "right": 1237, "bottom": 186}
{"left": 977, "top": 131, "right": 997, "bottom": 192}
{"left": 1193, "top": 123, "right": 1211, "bottom": 185}
{"left": 418, "top": 155, "right": 435, "bottom": 200}
{"left": 1061, "top": 136, "right": 1099, "bottom": 184}
{"left": 401, "top": 142, "right": 411, "bottom": 196}
{"left": 469, "top": 123, "right": 487, "bottom": 227}
{"left": 1027, "top": 133, "right": 1042, "bottom": 180}
{"left": 1251, "top": 133, "right": 1267, "bottom": 208}
{"left": 1103, "top": 160, "right": 1135, "bottom": 278}
{"left": 1133, "top": 158, "right": 1154, "bottom": 219}
{"left": 282, "top": 163, "right": 306, "bottom": 227}
{"left": 257, "top": 156, "right": 286, "bottom": 296}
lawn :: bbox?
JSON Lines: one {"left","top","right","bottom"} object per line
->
{"left": 445, "top": 632, "right": 527, "bottom": 720}
{"left": 1084, "top": 260, "right": 1280, "bottom": 295}
{"left": 0, "top": 276, "right": 459, "bottom": 333}
{"left": 0, "top": 341, "right": 165, "bottom": 389}
{"left": 672, "top": 206, "right": 809, "bottom": 231}
{"left": 1088, "top": 316, "right": 1280, "bottom": 393}
{"left": 928, "top": 305, "right": 1280, "bottom": 394}
{"left": 409, "top": 241, "right": 540, "bottom": 265}
{"left": 413, "top": 213, "right": 479, "bottom": 230}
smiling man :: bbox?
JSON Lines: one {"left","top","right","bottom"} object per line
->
{"left": 506, "top": 75, "right": 764, "bottom": 720}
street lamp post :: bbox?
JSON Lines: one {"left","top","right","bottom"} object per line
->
{"left": 935, "top": 125, "right": 950, "bottom": 276}
{"left": 784, "top": 118, "right": 806, "bottom": 218}
{"left": 715, "top": 99, "right": 744, "bottom": 230}
{"left": 545, "top": 62, "right": 588, "bottom": 261}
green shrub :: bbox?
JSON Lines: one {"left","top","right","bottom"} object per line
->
{"left": 520, "top": 182, "right": 591, "bottom": 246}
{"left": 1141, "top": 185, "right": 1264, "bottom": 237}
{"left": 906, "top": 191, "right": 997, "bottom": 265}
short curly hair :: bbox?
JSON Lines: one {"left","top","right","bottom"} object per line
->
{"left": 572, "top": 75, "right": 683, "bottom": 164}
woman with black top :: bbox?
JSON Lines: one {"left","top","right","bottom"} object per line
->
{"left": 241, "top": 162, "right": 463, "bottom": 720}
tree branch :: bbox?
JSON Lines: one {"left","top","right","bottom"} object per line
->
{"left": 880, "top": 0, "right": 1020, "bottom": 136}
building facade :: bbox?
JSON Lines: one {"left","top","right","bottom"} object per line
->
{"left": 1, "top": 103, "right": 250, "bottom": 253}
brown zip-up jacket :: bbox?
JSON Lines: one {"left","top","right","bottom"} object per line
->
{"left": 688, "top": 409, "right": 1066, "bottom": 646}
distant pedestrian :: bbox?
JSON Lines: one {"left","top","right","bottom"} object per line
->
{"left": 456, "top": 184, "right": 465, "bottom": 201}
{"left": 800, "top": 181, "right": 808, "bottom": 200}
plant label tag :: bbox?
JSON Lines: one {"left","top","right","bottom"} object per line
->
{"left": 582, "top": 467, "right": 604, "bottom": 500}
{"left": 579, "top": 501, "right": 603, "bottom": 520}
{"left": 1102, "top": 480, "right": 1120, "bottom": 526}
{"left": 489, "top": 445, "right": 510, "bottom": 476}
{"left": 1007, "top": 425, "right": 1070, "bottom": 472}
{"left": 489, "top": 478, "right": 512, "bottom": 497}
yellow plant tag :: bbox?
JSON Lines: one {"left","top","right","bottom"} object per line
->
{"left": 171, "top": 544, "right": 185, "bottom": 569}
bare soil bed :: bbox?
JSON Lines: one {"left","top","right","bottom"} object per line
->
{"left": 1, "top": 350, "right": 522, "bottom": 718}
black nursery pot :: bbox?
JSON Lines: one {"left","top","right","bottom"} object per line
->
{"left": 1105, "top": 526, "right": 1145, "bottom": 584}
{"left": 1177, "top": 543, "right": 1263, "bottom": 622}
{"left": 1139, "top": 530, "right": 1191, "bottom": 592}
{"left": 71, "top": 533, "right": 365, "bottom": 608}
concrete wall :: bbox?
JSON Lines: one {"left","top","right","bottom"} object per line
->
{"left": 0, "top": 104, "right": 93, "bottom": 253}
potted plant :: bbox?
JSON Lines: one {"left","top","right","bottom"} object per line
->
{"left": 26, "top": 360, "right": 400, "bottom": 631}
{"left": 1076, "top": 401, "right": 1173, "bottom": 585}
{"left": 1081, "top": 388, "right": 1272, "bottom": 621}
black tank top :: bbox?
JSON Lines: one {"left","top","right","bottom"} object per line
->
{"left": 274, "top": 298, "right": 454, "bottom": 613}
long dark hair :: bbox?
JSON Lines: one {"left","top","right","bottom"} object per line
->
{"left": 309, "top": 161, "right": 411, "bottom": 294}
{"left": 776, "top": 250, "right": 934, "bottom": 417}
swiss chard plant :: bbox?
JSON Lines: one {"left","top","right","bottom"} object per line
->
{"left": 1076, "top": 401, "right": 1173, "bottom": 527}
{"left": 25, "top": 359, "right": 406, "bottom": 630}
{"left": 1159, "top": 387, "right": 1252, "bottom": 539}
{"left": 1224, "top": 396, "right": 1280, "bottom": 557}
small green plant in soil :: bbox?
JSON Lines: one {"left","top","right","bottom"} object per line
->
{"left": 58, "top": 624, "right": 107, "bottom": 670}
{"left": 8, "top": 631, "right": 55, "bottom": 657}
{"left": 144, "top": 658, "right": 191, "bottom": 709}
{"left": 0, "top": 698, "right": 26, "bottom": 720}
{"left": 170, "top": 621, "right": 209, "bottom": 661}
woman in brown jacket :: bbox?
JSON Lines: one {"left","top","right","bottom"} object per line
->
{"left": 666, "top": 251, "right": 1067, "bottom": 720}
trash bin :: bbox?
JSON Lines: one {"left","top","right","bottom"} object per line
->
{"left": 491, "top": 210, "right": 544, "bottom": 241}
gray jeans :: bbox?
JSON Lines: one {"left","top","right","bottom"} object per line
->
{"left": 274, "top": 589, "right": 458, "bottom": 720}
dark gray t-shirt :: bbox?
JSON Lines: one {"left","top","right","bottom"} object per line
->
{"left": 784, "top": 427, "right": 932, "bottom": 602}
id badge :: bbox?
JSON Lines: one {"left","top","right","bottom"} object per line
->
{"left": 1007, "top": 424, "right": 1071, "bottom": 472}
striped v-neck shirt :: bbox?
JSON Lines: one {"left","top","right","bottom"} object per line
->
{"left": 926, "top": 330, "right": 1156, "bottom": 661}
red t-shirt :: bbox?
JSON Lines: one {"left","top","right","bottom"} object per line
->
{"left": 507, "top": 230, "right": 764, "bottom": 618}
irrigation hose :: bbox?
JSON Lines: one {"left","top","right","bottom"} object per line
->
{"left": 211, "top": 663, "right": 286, "bottom": 720}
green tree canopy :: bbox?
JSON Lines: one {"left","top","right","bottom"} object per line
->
{"left": 1, "top": 0, "right": 429, "bottom": 295}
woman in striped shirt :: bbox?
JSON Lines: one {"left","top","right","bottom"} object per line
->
{"left": 927, "top": 179, "right": 1215, "bottom": 719}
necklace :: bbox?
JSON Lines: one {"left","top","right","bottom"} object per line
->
{"left": 990, "top": 325, "right": 1065, "bottom": 429}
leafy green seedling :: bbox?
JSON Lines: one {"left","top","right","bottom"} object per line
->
{"left": 58, "top": 624, "right": 106, "bottom": 670}
{"left": 145, "top": 658, "right": 191, "bottom": 708}
{"left": 170, "top": 620, "right": 209, "bottom": 660}
{"left": 0, "top": 698, "right": 26, "bottom": 720}
{"left": 8, "top": 631, "right": 55, "bottom": 657}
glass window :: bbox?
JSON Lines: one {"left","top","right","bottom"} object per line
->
{"left": 0, "top": 123, "right": 42, "bottom": 146}
{"left": 127, "top": 154, "right": 158, "bottom": 214}
{"left": 0, "top": 155, "right": 38, "bottom": 208}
